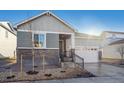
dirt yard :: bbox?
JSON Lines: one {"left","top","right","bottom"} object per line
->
{"left": 0, "top": 58, "right": 95, "bottom": 82}
{"left": 0, "top": 67, "right": 95, "bottom": 82}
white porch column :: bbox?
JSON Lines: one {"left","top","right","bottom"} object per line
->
{"left": 71, "top": 33, "right": 75, "bottom": 49}
{"left": 44, "top": 33, "right": 47, "bottom": 48}
{"left": 32, "top": 31, "right": 34, "bottom": 48}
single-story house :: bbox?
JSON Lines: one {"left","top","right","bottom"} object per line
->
{"left": 0, "top": 22, "right": 16, "bottom": 59}
{"left": 15, "top": 11, "right": 124, "bottom": 66}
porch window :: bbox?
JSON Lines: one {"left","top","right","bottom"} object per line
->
{"left": 34, "top": 34, "right": 45, "bottom": 48}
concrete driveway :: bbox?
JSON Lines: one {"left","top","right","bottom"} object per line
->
{"left": 84, "top": 63, "right": 124, "bottom": 77}
{"left": 18, "top": 63, "right": 124, "bottom": 83}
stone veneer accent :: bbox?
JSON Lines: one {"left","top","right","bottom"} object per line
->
{"left": 17, "top": 49, "right": 60, "bottom": 67}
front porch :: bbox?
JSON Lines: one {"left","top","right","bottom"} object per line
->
{"left": 17, "top": 31, "right": 75, "bottom": 67}
{"left": 59, "top": 34, "right": 74, "bottom": 62}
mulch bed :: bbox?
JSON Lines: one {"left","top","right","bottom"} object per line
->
{"left": 0, "top": 68, "right": 96, "bottom": 82}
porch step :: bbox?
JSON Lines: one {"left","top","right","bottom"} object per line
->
{"left": 61, "top": 62, "right": 84, "bottom": 69}
{"left": 61, "top": 62, "right": 75, "bottom": 68}
{"left": 63, "top": 57, "right": 73, "bottom": 62}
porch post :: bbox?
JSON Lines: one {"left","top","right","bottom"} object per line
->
{"left": 71, "top": 33, "right": 75, "bottom": 49}
{"left": 44, "top": 33, "right": 47, "bottom": 48}
{"left": 71, "top": 33, "right": 75, "bottom": 61}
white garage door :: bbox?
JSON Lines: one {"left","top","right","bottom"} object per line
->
{"left": 75, "top": 46, "right": 99, "bottom": 63}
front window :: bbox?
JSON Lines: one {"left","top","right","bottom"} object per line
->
{"left": 34, "top": 34, "right": 45, "bottom": 47}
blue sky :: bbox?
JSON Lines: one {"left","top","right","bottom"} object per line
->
{"left": 0, "top": 10, "right": 124, "bottom": 35}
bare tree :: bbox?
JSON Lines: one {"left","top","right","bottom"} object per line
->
{"left": 117, "top": 45, "right": 124, "bottom": 64}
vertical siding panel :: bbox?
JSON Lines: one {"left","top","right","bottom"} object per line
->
{"left": 17, "top": 31, "right": 32, "bottom": 47}
{"left": 17, "top": 15, "right": 74, "bottom": 33}
{"left": 46, "top": 33, "right": 59, "bottom": 48}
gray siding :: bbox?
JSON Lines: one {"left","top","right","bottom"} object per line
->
{"left": 17, "top": 14, "right": 74, "bottom": 33}
{"left": 17, "top": 31, "right": 32, "bottom": 47}
{"left": 46, "top": 33, "right": 59, "bottom": 48}
{"left": 17, "top": 49, "right": 60, "bottom": 67}
{"left": 75, "top": 38, "right": 101, "bottom": 46}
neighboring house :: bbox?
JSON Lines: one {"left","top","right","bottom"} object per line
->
{"left": 16, "top": 11, "right": 124, "bottom": 65}
{"left": 0, "top": 22, "right": 16, "bottom": 59}
{"left": 101, "top": 31, "right": 124, "bottom": 59}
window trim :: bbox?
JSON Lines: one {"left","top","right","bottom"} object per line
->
{"left": 33, "top": 32, "right": 46, "bottom": 48}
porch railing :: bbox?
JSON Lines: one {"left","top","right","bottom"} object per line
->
{"left": 60, "top": 50, "right": 84, "bottom": 69}
{"left": 72, "top": 53, "right": 84, "bottom": 69}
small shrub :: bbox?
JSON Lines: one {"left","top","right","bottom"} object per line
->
{"left": 5, "top": 67, "right": 11, "bottom": 69}
{"left": 76, "top": 72, "right": 96, "bottom": 78}
{"left": 26, "top": 70, "right": 39, "bottom": 75}
{"left": 76, "top": 74, "right": 82, "bottom": 77}
{"left": 34, "top": 66, "right": 38, "bottom": 68}
{"left": 83, "top": 72, "right": 96, "bottom": 78}
{"left": 6, "top": 75, "right": 15, "bottom": 79}
{"left": 44, "top": 74, "right": 52, "bottom": 77}
{"left": 60, "top": 70, "right": 66, "bottom": 73}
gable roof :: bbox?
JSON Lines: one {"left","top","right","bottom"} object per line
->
{"left": 75, "top": 32, "right": 101, "bottom": 39}
{"left": 16, "top": 11, "right": 78, "bottom": 32}
{"left": 102, "top": 31, "right": 124, "bottom": 35}
{"left": 109, "top": 39, "right": 124, "bottom": 45}
{"left": 0, "top": 22, "right": 16, "bottom": 35}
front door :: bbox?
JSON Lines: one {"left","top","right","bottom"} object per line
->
{"left": 59, "top": 40, "right": 64, "bottom": 55}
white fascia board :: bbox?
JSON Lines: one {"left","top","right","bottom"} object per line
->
{"left": 18, "top": 29, "right": 74, "bottom": 35}
{"left": 15, "top": 11, "right": 49, "bottom": 27}
{"left": 17, "top": 47, "right": 59, "bottom": 50}
{"left": 75, "top": 36, "right": 101, "bottom": 40}
{"left": 0, "top": 23, "right": 16, "bottom": 36}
